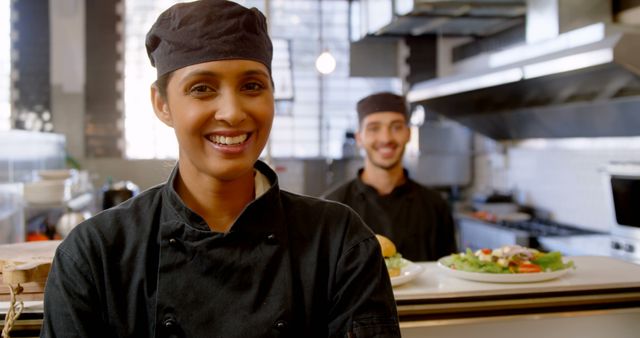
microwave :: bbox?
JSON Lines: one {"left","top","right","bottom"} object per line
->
{"left": 605, "top": 163, "right": 640, "bottom": 262}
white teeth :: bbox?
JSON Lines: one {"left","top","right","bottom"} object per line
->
{"left": 211, "top": 134, "right": 248, "bottom": 145}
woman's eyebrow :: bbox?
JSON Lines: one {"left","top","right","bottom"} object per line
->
{"left": 179, "top": 68, "right": 270, "bottom": 85}
{"left": 179, "top": 70, "right": 220, "bottom": 84}
{"left": 242, "top": 69, "right": 270, "bottom": 78}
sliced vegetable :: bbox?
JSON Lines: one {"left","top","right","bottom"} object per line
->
{"left": 517, "top": 263, "right": 542, "bottom": 273}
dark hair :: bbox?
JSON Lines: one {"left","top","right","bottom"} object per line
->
{"left": 154, "top": 72, "right": 173, "bottom": 100}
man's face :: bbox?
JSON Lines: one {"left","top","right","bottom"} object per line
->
{"left": 151, "top": 59, "right": 274, "bottom": 182}
{"left": 356, "top": 112, "right": 410, "bottom": 171}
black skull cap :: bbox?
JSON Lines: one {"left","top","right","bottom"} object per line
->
{"left": 145, "top": 0, "right": 272, "bottom": 78}
{"left": 356, "top": 92, "right": 408, "bottom": 123}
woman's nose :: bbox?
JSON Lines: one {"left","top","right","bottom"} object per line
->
{"left": 214, "top": 93, "right": 247, "bottom": 126}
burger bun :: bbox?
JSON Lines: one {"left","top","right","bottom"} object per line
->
{"left": 375, "top": 234, "right": 397, "bottom": 258}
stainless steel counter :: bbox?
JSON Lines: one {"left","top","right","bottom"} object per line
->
{"left": 395, "top": 256, "right": 640, "bottom": 338}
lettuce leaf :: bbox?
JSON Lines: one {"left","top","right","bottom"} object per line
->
{"left": 532, "top": 251, "right": 574, "bottom": 272}
{"left": 385, "top": 253, "right": 407, "bottom": 270}
{"left": 442, "top": 249, "right": 509, "bottom": 273}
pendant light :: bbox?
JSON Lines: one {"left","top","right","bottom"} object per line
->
{"left": 316, "top": 49, "right": 336, "bottom": 75}
{"left": 315, "top": 0, "right": 336, "bottom": 75}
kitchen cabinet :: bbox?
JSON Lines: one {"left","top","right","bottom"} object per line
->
{"left": 395, "top": 256, "right": 640, "bottom": 337}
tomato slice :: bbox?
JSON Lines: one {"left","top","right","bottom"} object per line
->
{"left": 518, "top": 263, "right": 542, "bottom": 273}
{"left": 481, "top": 248, "right": 492, "bottom": 255}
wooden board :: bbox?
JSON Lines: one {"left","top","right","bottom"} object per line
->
{"left": 0, "top": 241, "right": 61, "bottom": 285}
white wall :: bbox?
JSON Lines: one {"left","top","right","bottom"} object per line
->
{"left": 472, "top": 136, "right": 640, "bottom": 232}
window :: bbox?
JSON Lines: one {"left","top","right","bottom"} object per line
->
{"left": 123, "top": 0, "right": 177, "bottom": 159}
{"left": 0, "top": 2, "right": 10, "bottom": 131}
{"left": 123, "top": 0, "right": 399, "bottom": 159}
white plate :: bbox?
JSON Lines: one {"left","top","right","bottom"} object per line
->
{"left": 437, "top": 256, "right": 572, "bottom": 283}
{"left": 390, "top": 259, "right": 424, "bottom": 287}
{"left": 37, "top": 169, "right": 75, "bottom": 180}
{"left": 23, "top": 179, "right": 70, "bottom": 205}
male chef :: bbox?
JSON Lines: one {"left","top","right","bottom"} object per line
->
{"left": 323, "top": 92, "right": 457, "bottom": 261}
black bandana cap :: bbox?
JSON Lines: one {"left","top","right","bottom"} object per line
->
{"left": 145, "top": 0, "right": 273, "bottom": 78}
{"left": 356, "top": 92, "right": 408, "bottom": 123}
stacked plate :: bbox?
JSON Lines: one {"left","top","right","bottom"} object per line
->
{"left": 23, "top": 170, "right": 75, "bottom": 205}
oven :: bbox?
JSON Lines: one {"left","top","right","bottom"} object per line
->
{"left": 604, "top": 162, "right": 640, "bottom": 263}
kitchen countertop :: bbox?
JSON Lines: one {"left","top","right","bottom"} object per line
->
{"left": 394, "top": 255, "right": 640, "bottom": 301}
{"left": 2, "top": 257, "right": 638, "bottom": 337}
{"left": 2, "top": 257, "right": 639, "bottom": 338}
{"left": 0, "top": 300, "right": 43, "bottom": 313}
{"left": 396, "top": 257, "right": 640, "bottom": 338}
{"left": 392, "top": 255, "right": 640, "bottom": 337}
{"left": 13, "top": 256, "right": 637, "bottom": 304}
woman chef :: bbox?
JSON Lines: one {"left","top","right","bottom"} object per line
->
{"left": 40, "top": 1, "right": 400, "bottom": 337}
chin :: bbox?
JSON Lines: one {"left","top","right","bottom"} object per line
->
{"left": 372, "top": 158, "right": 402, "bottom": 171}
{"left": 195, "top": 155, "right": 256, "bottom": 181}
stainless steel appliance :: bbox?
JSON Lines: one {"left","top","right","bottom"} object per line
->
{"left": 457, "top": 215, "right": 600, "bottom": 252}
{"left": 101, "top": 179, "right": 139, "bottom": 210}
{"left": 604, "top": 162, "right": 640, "bottom": 263}
{"left": 405, "top": 0, "right": 640, "bottom": 140}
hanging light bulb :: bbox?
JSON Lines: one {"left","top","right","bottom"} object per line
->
{"left": 315, "top": 49, "right": 336, "bottom": 75}
{"left": 315, "top": 0, "right": 335, "bottom": 75}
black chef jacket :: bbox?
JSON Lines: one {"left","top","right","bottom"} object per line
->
{"left": 40, "top": 161, "right": 400, "bottom": 338}
{"left": 323, "top": 169, "right": 457, "bottom": 262}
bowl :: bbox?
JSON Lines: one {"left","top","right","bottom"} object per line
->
{"left": 24, "top": 179, "right": 71, "bottom": 205}
{"left": 56, "top": 211, "right": 89, "bottom": 238}
{"left": 37, "top": 169, "right": 76, "bottom": 180}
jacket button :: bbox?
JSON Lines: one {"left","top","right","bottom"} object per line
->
{"left": 163, "top": 316, "right": 177, "bottom": 329}
{"left": 266, "top": 233, "right": 278, "bottom": 245}
{"left": 273, "top": 319, "right": 288, "bottom": 330}
{"left": 168, "top": 238, "right": 177, "bottom": 245}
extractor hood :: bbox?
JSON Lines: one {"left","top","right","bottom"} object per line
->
{"left": 407, "top": 2, "right": 640, "bottom": 140}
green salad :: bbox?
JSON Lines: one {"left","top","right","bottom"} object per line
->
{"left": 441, "top": 245, "right": 574, "bottom": 274}
{"left": 385, "top": 253, "right": 407, "bottom": 272}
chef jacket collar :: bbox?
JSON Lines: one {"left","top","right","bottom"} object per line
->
{"left": 161, "top": 160, "right": 285, "bottom": 236}
{"left": 355, "top": 168, "right": 416, "bottom": 198}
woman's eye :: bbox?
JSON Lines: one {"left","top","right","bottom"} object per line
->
{"left": 189, "top": 84, "right": 214, "bottom": 94}
{"left": 242, "top": 82, "right": 265, "bottom": 92}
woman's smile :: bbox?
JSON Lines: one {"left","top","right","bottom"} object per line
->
{"left": 206, "top": 131, "right": 254, "bottom": 154}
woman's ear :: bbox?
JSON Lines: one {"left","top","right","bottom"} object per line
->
{"left": 150, "top": 84, "right": 173, "bottom": 127}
